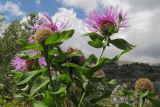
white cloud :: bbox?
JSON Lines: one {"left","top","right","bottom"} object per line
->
{"left": 58, "top": 0, "right": 98, "bottom": 13}
{"left": 35, "top": 0, "right": 41, "bottom": 5}
{"left": 0, "top": 1, "right": 24, "bottom": 16}
{"left": 58, "top": 0, "right": 130, "bottom": 13}
{"left": 52, "top": 8, "right": 99, "bottom": 56}
{"left": 56, "top": 1, "right": 160, "bottom": 63}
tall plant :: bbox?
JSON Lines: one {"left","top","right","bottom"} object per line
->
{"left": 12, "top": 7, "right": 135, "bottom": 107}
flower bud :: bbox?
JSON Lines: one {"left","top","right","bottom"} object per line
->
{"left": 135, "top": 78, "right": 155, "bottom": 92}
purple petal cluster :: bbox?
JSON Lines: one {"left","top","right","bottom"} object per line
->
{"left": 32, "top": 13, "right": 69, "bottom": 32}
{"left": 86, "top": 6, "right": 127, "bottom": 32}
{"left": 11, "top": 57, "right": 29, "bottom": 71}
{"left": 11, "top": 50, "right": 47, "bottom": 71}
{"left": 38, "top": 57, "right": 47, "bottom": 67}
{"left": 29, "top": 13, "right": 69, "bottom": 43}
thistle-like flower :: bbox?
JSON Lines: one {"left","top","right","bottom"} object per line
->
{"left": 11, "top": 57, "right": 29, "bottom": 71}
{"left": 32, "top": 27, "right": 53, "bottom": 43}
{"left": 86, "top": 6, "right": 127, "bottom": 36}
{"left": 29, "top": 13, "right": 69, "bottom": 43}
{"left": 32, "top": 13, "right": 69, "bottom": 31}
{"left": 11, "top": 50, "right": 46, "bottom": 71}
{"left": 135, "top": 78, "right": 155, "bottom": 92}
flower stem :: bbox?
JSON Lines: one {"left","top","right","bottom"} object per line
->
{"left": 42, "top": 42, "right": 54, "bottom": 92}
{"left": 139, "top": 97, "right": 145, "bottom": 107}
{"left": 78, "top": 91, "right": 86, "bottom": 107}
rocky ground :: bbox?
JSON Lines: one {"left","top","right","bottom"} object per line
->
{"left": 102, "top": 62, "right": 160, "bottom": 93}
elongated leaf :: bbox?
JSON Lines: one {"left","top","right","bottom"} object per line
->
{"left": 50, "top": 86, "right": 66, "bottom": 95}
{"left": 108, "top": 79, "right": 118, "bottom": 85}
{"left": 62, "top": 63, "right": 91, "bottom": 76}
{"left": 88, "top": 39, "right": 103, "bottom": 48}
{"left": 111, "top": 38, "right": 135, "bottom": 50}
{"left": 45, "top": 30, "right": 74, "bottom": 45}
{"left": 91, "top": 58, "right": 107, "bottom": 72}
{"left": 30, "top": 77, "right": 49, "bottom": 96}
{"left": 112, "top": 49, "right": 132, "bottom": 61}
{"left": 34, "top": 101, "right": 48, "bottom": 107}
{"left": 58, "top": 73, "right": 71, "bottom": 84}
{"left": 84, "top": 32, "right": 103, "bottom": 41}
{"left": 17, "top": 68, "right": 47, "bottom": 85}
{"left": 55, "top": 52, "right": 83, "bottom": 62}
{"left": 43, "top": 91, "right": 54, "bottom": 107}
{"left": 24, "top": 43, "right": 43, "bottom": 51}
{"left": 83, "top": 54, "right": 97, "bottom": 67}
{"left": 90, "top": 91, "right": 112, "bottom": 103}
{"left": 17, "top": 53, "right": 42, "bottom": 60}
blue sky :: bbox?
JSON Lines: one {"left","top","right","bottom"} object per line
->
{"left": 1, "top": 0, "right": 160, "bottom": 63}
{"left": 0, "top": 0, "right": 85, "bottom": 21}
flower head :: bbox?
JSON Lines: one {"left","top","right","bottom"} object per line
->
{"left": 11, "top": 50, "right": 46, "bottom": 71}
{"left": 86, "top": 6, "right": 127, "bottom": 35}
{"left": 33, "top": 27, "right": 53, "bottom": 43}
{"left": 135, "top": 78, "right": 155, "bottom": 92}
{"left": 32, "top": 13, "right": 69, "bottom": 32}
{"left": 11, "top": 57, "right": 29, "bottom": 71}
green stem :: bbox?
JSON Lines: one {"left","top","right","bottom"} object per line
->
{"left": 43, "top": 43, "right": 58, "bottom": 107}
{"left": 78, "top": 91, "right": 86, "bottom": 107}
{"left": 42, "top": 42, "right": 54, "bottom": 92}
{"left": 139, "top": 97, "right": 145, "bottom": 107}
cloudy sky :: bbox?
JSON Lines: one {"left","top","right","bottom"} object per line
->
{"left": 0, "top": 0, "right": 160, "bottom": 64}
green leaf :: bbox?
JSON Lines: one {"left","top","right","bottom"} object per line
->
{"left": 58, "top": 73, "right": 71, "bottom": 84}
{"left": 24, "top": 43, "right": 43, "bottom": 51}
{"left": 12, "top": 71, "right": 24, "bottom": 80}
{"left": 84, "top": 32, "right": 103, "bottom": 41}
{"left": 45, "top": 29, "right": 74, "bottom": 45}
{"left": 90, "top": 91, "right": 112, "bottom": 103}
{"left": 140, "top": 90, "right": 149, "bottom": 98}
{"left": 55, "top": 51, "right": 83, "bottom": 62}
{"left": 17, "top": 53, "right": 42, "bottom": 60}
{"left": 88, "top": 39, "right": 103, "bottom": 48}
{"left": 43, "top": 91, "right": 54, "bottom": 107}
{"left": 30, "top": 77, "right": 49, "bottom": 96}
{"left": 17, "top": 68, "right": 47, "bottom": 85}
{"left": 112, "top": 49, "right": 132, "bottom": 61}
{"left": 91, "top": 58, "right": 107, "bottom": 72}
{"left": 108, "top": 25, "right": 119, "bottom": 33}
{"left": 111, "top": 38, "right": 135, "bottom": 50}
{"left": 118, "top": 14, "right": 123, "bottom": 24}
{"left": 62, "top": 63, "right": 91, "bottom": 75}
{"left": 83, "top": 54, "right": 97, "bottom": 67}
{"left": 119, "top": 103, "right": 134, "bottom": 107}
{"left": 108, "top": 79, "right": 118, "bottom": 85}
{"left": 146, "top": 96, "right": 160, "bottom": 107}
{"left": 50, "top": 86, "right": 66, "bottom": 95}
{"left": 34, "top": 101, "right": 48, "bottom": 107}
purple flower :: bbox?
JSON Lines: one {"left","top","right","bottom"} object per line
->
{"left": 38, "top": 57, "right": 47, "bottom": 67}
{"left": 32, "top": 13, "right": 69, "bottom": 32}
{"left": 86, "top": 6, "right": 127, "bottom": 34}
{"left": 28, "top": 35, "right": 35, "bottom": 44}
{"left": 11, "top": 50, "right": 47, "bottom": 71}
{"left": 11, "top": 57, "right": 29, "bottom": 71}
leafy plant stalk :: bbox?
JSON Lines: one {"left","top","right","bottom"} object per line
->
{"left": 78, "top": 43, "right": 107, "bottom": 107}
{"left": 139, "top": 97, "right": 145, "bottom": 107}
{"left": 42, "top": 42, "right": 54, "bottom": 92}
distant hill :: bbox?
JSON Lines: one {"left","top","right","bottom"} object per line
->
{"left": 102, "top": 62, "right": 160, "bottom": 93}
